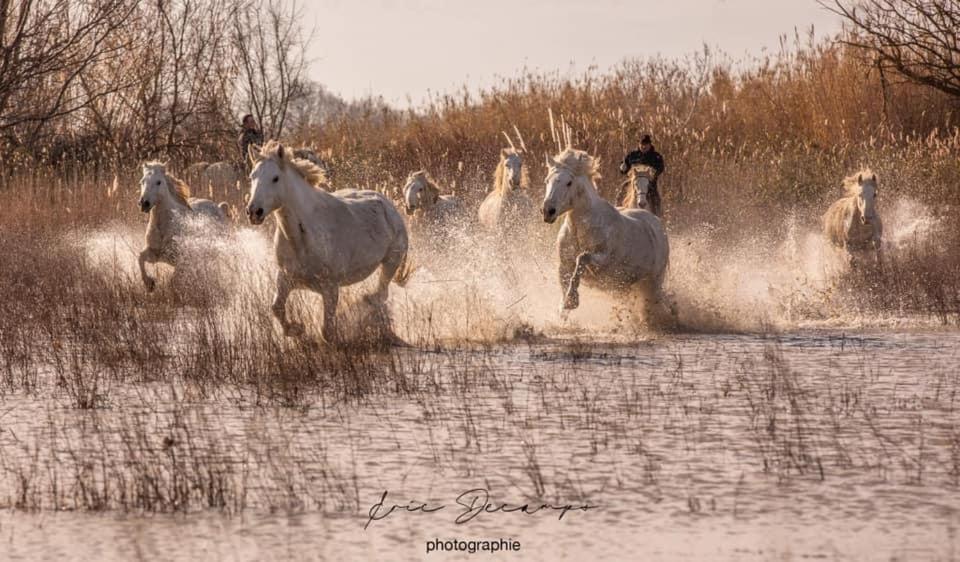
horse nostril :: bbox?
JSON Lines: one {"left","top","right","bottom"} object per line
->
{"left": 548, "top": 208, "right": 556, "bottom": 217}
{"left": 255, "top": 208, "right": 264, "bottom": 218}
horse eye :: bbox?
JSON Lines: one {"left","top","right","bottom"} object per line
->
{"left": 272, "top": 176, "right": 279, "bottom": 183}
{"left": 156, "top": 181, "right": 161, "bottom": 185}
{"left": 566, "top": 180, "right": 572, "bottom": 187}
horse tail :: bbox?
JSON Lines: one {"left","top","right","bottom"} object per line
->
{"left": 393, "top": 247, "right": 416, "bottom": 287}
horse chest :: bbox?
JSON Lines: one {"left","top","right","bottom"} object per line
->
{"left": 569, "top": 221, "right": 607, "bottom": 254}
{"left": 274, "top": 223, "right": 334, "bottom": 279}
{"left": 846, "top": 220, "right": 876, "bottom": 248}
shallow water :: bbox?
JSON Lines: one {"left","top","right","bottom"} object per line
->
{"left": 2, "top": 330, "right": 960, "bottom": 560}
{"left": 3, "top": 194, "right": 957, "bottom": 559}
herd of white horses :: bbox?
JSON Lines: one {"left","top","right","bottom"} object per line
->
{"left": 136, "top": 140, "right": 883, "bottom": 341}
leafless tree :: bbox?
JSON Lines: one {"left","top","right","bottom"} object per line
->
{"left": 0, "top": 0, "right": 138, "bottom": 145}
{"left": 824, "top": 1, "right": 960, "bottom": 98}
{"left": 230, "top": 0, "right": 311, "bottom": 140}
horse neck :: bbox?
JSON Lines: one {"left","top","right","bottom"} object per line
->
{"left": 156, "top": 188, "right": 191, "bottom": 216}
{"left": 493, "top": 161, "right": 506, "bottom": 194}
{"left": 275, "top": 169, "right": 341, "bottom": 233}
{"left": 568, "top": 177, "right": 604, "bottom": 222}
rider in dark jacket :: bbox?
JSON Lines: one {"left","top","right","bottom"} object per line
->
{"left": 238, "top": 114, "right": 264, "bottom": 170}
{"left": 618, "top": 134, "right": 665, "bottom": 216}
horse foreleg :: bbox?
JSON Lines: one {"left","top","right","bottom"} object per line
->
{"left": 138, "top": 248, "right": 159, "bottom": 292}
{"left": 564, "top": 251, "right": 610, "bottom": 310}
{"left": 272, "top": 271, "right": 303, "bottom": 337}
{"left": 558, "top": 254, "right": 577, "bottom": 312}
{"left": 319, "top": 284, "right": 340, "bottom": 345}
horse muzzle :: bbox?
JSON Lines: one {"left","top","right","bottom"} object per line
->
{"left": 247, "top": 206, "right": 265, "bottom": 225}
{"left": 543, "top": 206, "right": 558, "bottom": 224}
{"left": 139, "top": 199, "right": 151, "bottom": 213}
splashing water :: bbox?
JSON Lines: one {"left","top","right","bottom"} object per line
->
{"left": 69, "top": 195, "right": 950, "bottom": 343}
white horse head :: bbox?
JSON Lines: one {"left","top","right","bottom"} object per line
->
{"left": 498, "top": 148, "right": 524, "bottom": 191}
{"left": 139, "top": 162, "right": 189, "bottom": 213}
{"left": 845, "top": 170, "right": 879, "bottom": 225}
{"left": 627, "top": 164, "right": 655, "bottom": 210}
{"left": 402, "top": 171, "right": 440, "bottom": 215}
{"left": 246, "top": 143, "right": 286, "bottom": 224}
{"left": 245, "top": 141, "right": 331, "bottom": 225}
{"left": 542, "top": 149, "right": 600, "bottom": 223}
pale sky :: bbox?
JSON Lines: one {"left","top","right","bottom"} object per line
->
{"left": 305, "top": 0, "right": 842, "bottom": 107}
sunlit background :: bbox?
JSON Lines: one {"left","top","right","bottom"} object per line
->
{"left": 306, "top": 0, "right": 843, "bottom": 105}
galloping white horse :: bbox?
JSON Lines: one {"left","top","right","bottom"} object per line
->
{"left": 478, "top": 148, "right": 535, "bottom": 235}
{"left": 823, "top": 170, "right": 883, "bottom": 265}
{"left": 619, "top": 164, "right": 657, "bottom": 213}
{"left": 137, "top": 162, "right": 230, "bottom": 292}
{"left": 246, "top": 141, "right": 411, "bottom": 343}
{"left": 402, "top": 170, "right": 465, "bottom": 242}
{"left": 542, "top": 149, "right": 669, "bottom": 316}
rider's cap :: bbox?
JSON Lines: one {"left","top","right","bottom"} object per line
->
{"left": 640, "top": 134, "right": 652, "bottom": 144}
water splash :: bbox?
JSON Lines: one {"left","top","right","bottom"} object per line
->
{"left": 68, "top": 195, "right": 950, "bottom": 342}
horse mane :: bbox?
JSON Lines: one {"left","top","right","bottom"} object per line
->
{"left": 551, "top": 148, "right": 602, "bottom": 183}
{"left": 144, "top": 161, "right": 191, "bottom": 207}
{"left": 259, "top": 140, "right": 331, "bottom": 190}
{"left": 842, "top": 168, "right": 877, "bottom": 195}
{"left": 409, "top": 170, "right": 441, "bottom": 203}
{"left": 492, "top": 147, "right": 527, "bottom": 195}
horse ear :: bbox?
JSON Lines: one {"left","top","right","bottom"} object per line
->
{"left": 857, "top": 173, "right": 863, "bottom": 184}
{"left": 247, "top": 144, "right": 261, "bottom": 166}
{"left": 277, "top": 144, "right": 286, "bottom": 160}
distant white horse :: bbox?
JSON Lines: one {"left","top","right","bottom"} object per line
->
{"left": 478, "top": 148, "right": 535, "bottom": 235}
{"left": 183, "top": 161, "right": 240, "bottom": 192}
{"left": 542, "top": 149, "right": 670, "bottom": 316}
{"left": 183, "top": 161, "right": 210, "bottom": 184}
{"left": 619, "top": 164, "right": 658, "bottom": 214}
{"left": 402, "top": 170, "right": 465, "bottom": 238}
{"left": 137, "top": 162, "right": 231, "bottom": 292}
{"left": 246, "top": 141, "right": 411, "bottom": 343}
{"left": 823, "top": 169, "right": 883, "bottom": 265}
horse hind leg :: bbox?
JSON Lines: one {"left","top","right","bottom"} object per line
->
{"left": 369, "top": 237, "right": 408, "bottom": 304}
{"left": 638, "top": 279, "right": 676, "bottom": 330}
{"left": 363, "top": 242, "right": 408, "bottom": 346}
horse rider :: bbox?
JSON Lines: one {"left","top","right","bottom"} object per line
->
{"left": 618, "top": 134, "right": 665, "bottom": 216}
{"left": 238, "top": 114, "right": 264, "bottom": 170}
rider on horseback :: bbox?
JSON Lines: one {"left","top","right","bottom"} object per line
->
{"left": 618, "top": 134, "right": 665, "bottom": 216}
